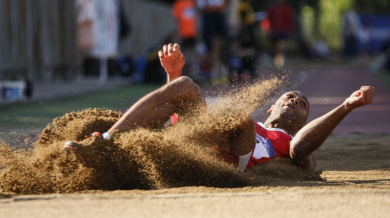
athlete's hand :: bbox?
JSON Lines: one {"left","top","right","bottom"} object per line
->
{"left": 343, "top": 86, "right": 375, "bottom": 110}
{"left": 158, "top": 43, "right": 185, "bottom": 83}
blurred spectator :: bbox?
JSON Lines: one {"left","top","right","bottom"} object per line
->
{"left": 381, "top": 37, "right": 390, "bottom": 73}
{"left": 119, "top": 0, "right": 131, "bottom": 40}
{"left": 172, "top": 0, "right": 197, "bottom": 48}
{"left": 238, "top": 0, "right": 255, "bottom": 41}
{"left": 196, "top": 0, "right": 230, "bottom": 81}
{"left": 343, "top": 4, "right": 362, "bottom": 59}
{"left": 172, "top": 0, "right": 198, "bottom": 77}
{"left": 369, "top": 36, "right": 390, "bottom": 74}
{"left": 229, "top": 0, "right": 257, "bottom": 82}
{"left": 230, "top": 37, "right": 257, "bottom": 83}
{"left": 310, "top": 40, "right": 331, "bottom": 60}
{"left": 76, "top": 0, "right": 96, "bottom": 50}
{"left": 267, "top": 0, "right": 295, "bottom": 68}
{"left": 359, "top": 19, "right": 371, "bottom": 60}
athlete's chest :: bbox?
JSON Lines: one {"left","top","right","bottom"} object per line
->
{"left": 253, "top": 123, "right": 292, "bottom": 159}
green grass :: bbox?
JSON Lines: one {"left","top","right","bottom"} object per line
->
{"left": 0, "top": 84, "right": 160, "bottom": 141}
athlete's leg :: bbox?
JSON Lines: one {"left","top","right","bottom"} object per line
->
{"left": 108, "top": 42, "right": 202, "bottom": 132}
{"left": 108, "top": 76, "right": 204, "bottom": 133}
{"left": 64, "top": 76, "right": 204, "bottom": 166}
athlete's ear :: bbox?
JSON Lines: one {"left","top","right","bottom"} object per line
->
{"left": 267, "top": 105, "right": 274, "bottom": 113}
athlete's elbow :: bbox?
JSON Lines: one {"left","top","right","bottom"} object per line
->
{"left": 291, "top": 154, "right": 315, "bottom": 170}
{"left": 290, "top": 142, "right": 305, "bottom": 160}
{"left": 290, "top": 144, "right": 315, "bottom": 170}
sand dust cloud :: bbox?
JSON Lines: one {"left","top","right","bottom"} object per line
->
{"left": 0, "top": 78, "right": 322, "bottom": 195}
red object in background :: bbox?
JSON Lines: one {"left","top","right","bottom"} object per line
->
{"left": 260, "top": 18, "right": 270, "bottom": 32}
{"left": 91, "top": 132, "right": 101, "bottom": 137}
{"left": 267, "top": 3, "right": 295, "bottom": 35}
{"left": 172, "top": 0, "right": 197, "bottom": 38}
{"left": 84, "top": 135, "right": 89, "bottom": 139}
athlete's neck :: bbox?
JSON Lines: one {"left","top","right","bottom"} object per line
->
{"left": 264, "top": 117, "right": 299, "bottom": 136}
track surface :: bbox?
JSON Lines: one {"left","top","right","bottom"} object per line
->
{"left": 296, "top": 66, "right": 390, "bottom": 134}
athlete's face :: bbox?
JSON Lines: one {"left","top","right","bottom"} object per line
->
{"left": 268, "top": 91, "right": 310, "bottom": 128}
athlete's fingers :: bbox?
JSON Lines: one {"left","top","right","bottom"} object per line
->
{"left": 367, "top": 91, "right": 373, "bottom": 104}
{"left": 361, "top": 87, "right": 367, "bottom": 103}
{"left": 168, "top": 43, "right": 173, "bottom": 55}
{"left": 370, "top": 87, "right": 375, "bottom": 103}
{"left": 158, "top": 50, "right": 164, "bottom": 60}
{"left": 163, "top": 45, "right": 168, "bottom": 56}
{"left": 363, "top": 89, "right": 369, "bottom": 104}
{"left": 352, "top": 90, "right": 360, "bottom": 98}
{"left": 180, "top": 53, "right": 185, "bottom": 64}
{"left": 365, "top": 90, "right": 371, "bottom": 104}
{"left": 361, "top": 86, "right": 369, "bottom": 94}
{"left": 367, "top": 86, "right": 375, "bottom": 104}
{"left": 361, "top": 86, "right": 373, "bottom": 104}
{"left": 173, "top": 43, "right": 180, "bottom": 54}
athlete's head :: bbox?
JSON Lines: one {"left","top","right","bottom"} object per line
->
{"left": 266, "top": 91, "right": 310, "bottom": 135}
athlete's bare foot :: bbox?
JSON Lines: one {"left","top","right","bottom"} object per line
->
{"left": 158, "top": 43, "right": 185, "bottom": 83}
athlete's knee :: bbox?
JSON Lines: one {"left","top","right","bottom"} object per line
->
{"left": 175, "top": 76, "right": 195, "bottom": 86}
{"left": 170, "top": 76, "right": 201, "bottom": 97}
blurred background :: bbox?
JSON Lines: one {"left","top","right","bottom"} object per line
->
{"left": 1, "top": 0, "right": 390, "bottom": 94}
{"left": 1, "top": 0, "right": 390, "bottom": 144}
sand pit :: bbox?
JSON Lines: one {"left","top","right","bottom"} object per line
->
{"left": 1, "top": 77, "right": 389, "bottom": 217}
{"left": 1, "top": 134, "right": 389, "bottom": 218}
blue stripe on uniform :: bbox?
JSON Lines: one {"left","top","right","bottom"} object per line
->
{"left": 256, "top": 134, "right": 276, "bottom": 157}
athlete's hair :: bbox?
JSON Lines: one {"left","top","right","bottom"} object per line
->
{"left": 292, "top": 91, "right": 310, "bottom": 108}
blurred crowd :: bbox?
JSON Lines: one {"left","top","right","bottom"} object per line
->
{"left": 169, "top": 0, "right": 297, "bottom": 84}
{"left": 3, "top": 0, "right": 390, "bottom": 103}
{"left": 81, "top": 0, "right": 390, "bottom": 84}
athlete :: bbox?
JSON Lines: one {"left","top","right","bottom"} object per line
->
{"left": 64, "top": 43, "right": 375, "bottom": 172}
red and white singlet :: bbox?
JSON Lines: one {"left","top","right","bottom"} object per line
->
{"left": 219, "top": 122, "right": 293, "bottom": 172}
{"left": 169, "top": 112, "right": 292, "bottom": 172}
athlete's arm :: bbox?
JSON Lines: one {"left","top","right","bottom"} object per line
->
{"left": 290, "top": 86, "right": 375, "bottom": 170}
{"left": 158, "top": 43, "right": 185, "bottom": 83}
{"left": 229, "top": 115, "right": 256, "bottom": 156}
